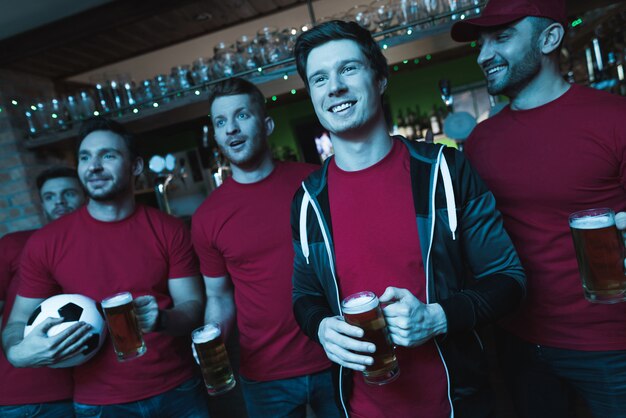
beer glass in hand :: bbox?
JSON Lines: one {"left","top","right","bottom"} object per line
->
{"left": 192, "top": 323, "right": 236, "bottom": 396}
{"left": 101, "top": 292, "right": 147, "bottom": 361}
{"left": 342, "top": 291, "right": 400, "bottom": 385}
{"left": 569, "top": 208, "right": 626, "bottom": 303}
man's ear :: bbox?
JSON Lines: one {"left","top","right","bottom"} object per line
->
{"left": 132, "top": 157, "right": 144, "bottom": 176}
{"left": 541, "top": 23, "right": 565, "bottom": 55}
{"left": 264, "top": 116, "right": 275, "bottom": 137}
{"left": 379, "top": 77, "right": 388, "bottom": 95}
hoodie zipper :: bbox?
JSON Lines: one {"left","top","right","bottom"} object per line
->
{"left": 301, "top": 182, "right": 350, "bottom": 418}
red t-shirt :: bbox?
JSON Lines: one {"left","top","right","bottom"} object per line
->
{"left": 465, "top": 84, "right": 626, "bottom": 350}
{"left": 328, "top": 140, "right": 450, "bottom": 418}
{"left": 0, "top": 229, "right": 74, "bottom": 405}
{"left": 191, "top": 161, "right": 331, "bottom": 381}
{"left": 18, "top": 205, "right": 199, "bottom": 404}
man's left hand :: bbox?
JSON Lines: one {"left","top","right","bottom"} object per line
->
{"left": 380, "top": 287, "right": 448, "bottom": 347}
{"left": 134, "top": 295, "right": 159, "bottom": 333}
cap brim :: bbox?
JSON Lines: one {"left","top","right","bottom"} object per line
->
{"left": 451, "top": 14, "right": 525, "bottom": 42}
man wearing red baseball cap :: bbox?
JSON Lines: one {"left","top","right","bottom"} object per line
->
{"left": 452, "top": 1, "right": 626, "bottom": 418}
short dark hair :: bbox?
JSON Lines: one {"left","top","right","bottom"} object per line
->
{"left": 294, "top": 20, "right": 389, "bottom": 88}
{"left": 207, "top": 77, "right": 266, "bottom": 118}
{"left": 36, "top": 166, "right": 79, "bottom": 191}
{"left": 77, "top": 116, "right": 139, "bottom": 160}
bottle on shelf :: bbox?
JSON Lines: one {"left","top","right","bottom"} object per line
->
{"left": 413, "top": 105, "right": 423, "bottom": 140}
{"left": 395, "top": 109, "right": 407, "bottom": 138}
{"left": 429, "top": 104, "right": 442, "bottom": 135}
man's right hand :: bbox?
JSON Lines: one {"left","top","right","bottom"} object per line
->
{"left": 7, "top": 317, "right": 92, "bottom": 368}
{"left": 317, "top": 316, "right": 375, "bottom": 371}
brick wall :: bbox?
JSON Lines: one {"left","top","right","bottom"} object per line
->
{"left": 0, "top": 70, "right": 68, "bottom": 237}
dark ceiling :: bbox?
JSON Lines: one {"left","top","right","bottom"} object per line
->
{"left": 0, "top": 0, "right": 622, "bottom": 81}
{"left": 0, "top": 0, "right": 309, "bottom": 80}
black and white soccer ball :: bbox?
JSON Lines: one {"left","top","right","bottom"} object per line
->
{"left": 24, "top": 294, "right": 107, "bottom": 368}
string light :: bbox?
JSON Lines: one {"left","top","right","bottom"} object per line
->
{"left": 271, "top": 96, "right": 277, "bottom": 101}
{"left": 30, "top": 105, "right": 37, "bottom": 111}
{"left": 93, "top": 111, "right": 100, "bottom": 116}
{"left": 426, "top": 54, "right": 432, "bottom": 60}
{"left": 470, "top": 41, "right": 477, "bottom": 48}
{"left": 195, "top": 90, "right": 201, "bottom": 95}
{"left": 290, "top": 89, "right": 296, "bottom": 95}
{"left": 283, "top": 74, "right": 289, "bottom": 80}
{"left": 11, "top": 100, "right": 18, "bottom": 106}
{"left": 153, "top": 102, "right": 159, "bottom": 108}
{"left": 133, "top": 108, "right": 139, "bottom": 114}
{"left": 571, "top": 18, "right": 583, "bottom": 28}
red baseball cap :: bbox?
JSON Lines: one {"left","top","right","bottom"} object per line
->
{"left": 451, "top": 0, "right": 567, "bottom": 42}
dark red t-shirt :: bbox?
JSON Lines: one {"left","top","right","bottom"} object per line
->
{"left": 465, "top": 84, "right": 626, "bottom": 350}
{"left": 328, "top": 140, "right": 450, "bottom": 418}
{"left": 18, "top": 205, "right": 199, "bottom": 404}
{"left": 191, "top": 161, "right": 331, "bottom": 381}
{"left": 0, "top": 229, "right": 74, "bottom": 405}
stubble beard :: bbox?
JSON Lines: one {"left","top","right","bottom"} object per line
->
{"left": 487, "top": 45, "right": 542, "bottom": 98}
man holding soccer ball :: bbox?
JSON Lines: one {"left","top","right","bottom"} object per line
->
{"left": 2, "top": 117, "right": 209, "bottom": 417}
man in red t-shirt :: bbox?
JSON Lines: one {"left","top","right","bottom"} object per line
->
{"left": 2, "top": 117, "right": 209, "bottom": 417}
{"left": 452, "top": 0, "right": 626, "bottom": 417}
{"left": 191, "top": 77, "right": 339, "bottom": 417}
{"left": 291, "top": 21, "right": 526, "bottom": 418}
{"left": 0, "top": 166, "right": 85, "bottom": 417}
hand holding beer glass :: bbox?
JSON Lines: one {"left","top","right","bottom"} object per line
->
{"left": 101, "top": 292, "right": 147, "bottom": 361}
{"left": 569, "top": 208, "right": 626, "bottom": 303}
{"left": 341, "top": 291, "right": 400, "bottom": 385}
{"left": 192, "top": 322, "right": 236, "bottom": 395}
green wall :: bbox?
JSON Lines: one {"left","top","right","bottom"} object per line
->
{"left": 265, "top": 52, "right": 483, "bottom": 158}
{"left": 386, "top": 53, "right": 483, "bottom": 123}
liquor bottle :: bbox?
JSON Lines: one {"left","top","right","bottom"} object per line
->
{"left": 429, "top": 105, "right": 441, "bottom": 135}
{"left": 404, "top": 108, "right": 415, "bottom": 140}
{"left": 413, "top": 105, "right": 423, "bottom": 140}
{"left": 395, "top": 109, "right": 407, "bottom": 138}
{"left": 211, "top": 148, "right": 231, "bottom": 188}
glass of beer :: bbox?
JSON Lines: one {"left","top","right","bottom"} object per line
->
{"left": 342, "top": 291, "right": 400, "bottom": 385}
{"left": 192, "top": 323, "right": 236, "bottom": 396}
{"left": 101, "top": 292, "right": 147, "bottom": 361}
{"left": 569, "top": 208, "right": 626, "bottom": 303}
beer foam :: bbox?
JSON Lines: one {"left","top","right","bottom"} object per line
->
{"left": 192, "top": 324, "right": 220, "bottom": 343}
{"left": 342, "top": 292, "right": 378, "bottom": 314}
{"left": 101, "top": 292, "right": 132, "bottom": 308}
{"left": 570, "top": 214, "right": 615, "bottom": 230}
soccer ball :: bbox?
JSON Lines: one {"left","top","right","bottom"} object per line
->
{"left": 24, "top": 294, "right": 107, "bottom": 368}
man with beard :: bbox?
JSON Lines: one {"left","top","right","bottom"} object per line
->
{"left": 290, "top": 20, "right": 526, "bottom": 418}
{"left": 0, "top": 167, "right": 85, "bottom": 417}
{"left": 191, "top": 77, "right": 339, "bottom": 417}
{"left": 2, "top": 117, "right": 209, "bottom": 417}
{"left": 451, "top": 0, "right": 626, "bottom": 417}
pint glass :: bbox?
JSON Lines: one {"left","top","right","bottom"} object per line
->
{"left": 101, "top": 292, "right": 147, "bottom": 361}
{"left": 192, "top": 323, "right": 236, "bottom": 396}
{"left": 342, "top": 291, "right": 400, "bottom": 385}
{"left": 569, "top": 208, "right": 626, "bottom": 303}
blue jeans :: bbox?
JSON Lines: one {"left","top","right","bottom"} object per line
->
{"left": 73, "top": 378, "right": 209, "bottom": 418}
{"left": 239, "top": 368, "right": 340, "bottom": 418}
{"left": 0, "top": 401, "right": 74, "bottom": 418}
{"left": 497, "top": 330, "right": 626, "bottom": 418}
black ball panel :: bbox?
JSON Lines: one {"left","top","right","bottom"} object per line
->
{"left": 58, "top": 302, "right": 84, "bottom": 322}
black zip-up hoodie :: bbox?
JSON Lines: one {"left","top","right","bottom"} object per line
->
{"left": 290, "top": 138, "right": 526, "bottom": 418}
